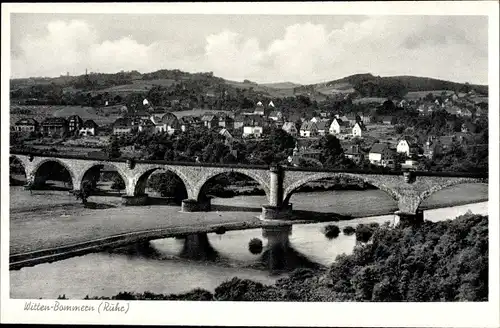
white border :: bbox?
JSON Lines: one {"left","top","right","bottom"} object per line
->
{"left": 1, "top": 2, "right": 499, "bottom": 327}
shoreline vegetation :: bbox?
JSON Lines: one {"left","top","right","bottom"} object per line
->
{"left": 53, "top": 212, "right": 487, "bottom": 302}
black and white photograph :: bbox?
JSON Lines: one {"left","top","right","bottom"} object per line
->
{"left": 1, "top": 2, "right": 499, "bottom": 327}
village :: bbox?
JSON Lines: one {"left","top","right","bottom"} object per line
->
{"left": 11, "top": 86, "right": 487, "bottom": 171}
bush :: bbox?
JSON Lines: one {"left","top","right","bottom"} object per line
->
{"left": 323, "top": 224, "right": 341, "bottom": 239}
{"left": 111, "top": 176, "right": 125, "bottom": 191}
{"left": 248, "top": 238, "right": 263, "bottom": 254}
{"left": 355, "top": 223, "right": 376, "bottom": 243}
{"left": 343, "top": 226, "right": 356, "bottom": 236}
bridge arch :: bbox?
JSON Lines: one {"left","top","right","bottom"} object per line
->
{"left": 31, "top": 158, "right": 76, "bottom": 189}
{"left": 417, "top": 178, "right": 488, "bottom": 210}
{"left": 78, "top": 162, "right": 129, "bottom": 194}
{"left": 193, "top": 170, "right": 270, "bottom": 202}
{"left": 132, "top": 166, "right": 192, "bottom": 199}
{"left": 283, "top": 172, "right": 401, "bottom": 205}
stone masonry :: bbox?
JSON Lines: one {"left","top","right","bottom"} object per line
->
{"left": 10, "top": 152, "right": 487, "bottom": 223}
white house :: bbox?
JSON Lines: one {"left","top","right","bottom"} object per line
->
{"left": 352, "top": 122, "right": 366, "bottom": 138}
{"left": 243, "top": 125, "right": 263, "bottom": 138}
{"left": 242, "top": 117, "right": 264, "bottom": 138}
{"left": 300, "top": 121, "right": 318, "bottom": 138}
{"left": 369, "top": 143, "right": 396, "bottom": 168}
{"left": 79, "top": 120, "right": 98, "bottom": 136}
{"left": 329, "top": 118, "right": 346, "bottom": 135}
{"left": 396, "top": 137, "right": 419, "bottom": 157}
{"left": 138, "top": 119, "right": 155, "bottom": 134}
{"left": 268, "top": 111, "right": 283, "bottom": 121}
{"left": 282, "top": 122, "right": 298, "bottom": 136}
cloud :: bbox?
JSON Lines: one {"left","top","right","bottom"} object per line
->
{"left": 11, "top": 16, "right": 488, "bottom": 84}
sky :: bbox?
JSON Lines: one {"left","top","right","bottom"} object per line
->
{"left": 10, "top": 14, "right": 489, "bottom": 85}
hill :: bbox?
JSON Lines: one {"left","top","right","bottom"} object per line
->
{"left": 297, "top": 73, "right": 488, "bottom": 98}
{"left": 10, "top": 70, "right": 488, "bottom": 109}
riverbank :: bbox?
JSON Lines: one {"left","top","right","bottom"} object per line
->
{"left": 10, "top": 202, "right": 488, "bottom": 299}
{"left": 77, "top": 212, "right": 488, "bottom": 301}
{"left": 9, "top": 184, "right": 488, "bottom": 256}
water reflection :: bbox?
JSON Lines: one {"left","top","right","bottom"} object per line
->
{"left": 10, "top": 202, "right": 488, "bottom": 299}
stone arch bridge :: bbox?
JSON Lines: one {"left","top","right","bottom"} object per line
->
{"left": 10, "top": 151, "right": 488, "bottom": 223}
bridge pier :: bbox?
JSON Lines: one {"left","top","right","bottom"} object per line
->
{"left": 260, "top": 164, "right": 293, "bottom": 221}
{"left": 260, "top": 203, "right": 293, "bottom": 220}
{"left": 122, "top": 194, "right": 150, "bottom": 206}
{"left": 179, "top": 233, "right": 218, "bottom": 261}
{"left": 261, "top": 225, "right": 292, "bottom": 271}
{"left": 393, "top": 209, "right": 424, "bottom": 227}
{"left": 181, "top": 198, "right": 212, "bottom": 212}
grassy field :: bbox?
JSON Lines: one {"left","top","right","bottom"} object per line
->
{"left": 171, "top": 108, "right": 231, "bottom": 118}
{"left": 98, "top": 79, "right": 177, "bottom": 93}
{"left": 11, "top": 105, "right": 119, "bottom": 126}
{"left": 352, "top": 97, "right": 387, "bottom": 104}
{"left": 406, "top": 90, "right": 455, "bottom": 100}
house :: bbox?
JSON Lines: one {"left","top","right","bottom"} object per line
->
{"left": 268, "top": 100, "right": 275, "bottom": 108}
{"left": 138, "top": 119, "right": 156, "bottom": 134}
{"left": 437, "top": 134, "right": 470, "bottom": 150}
{"left": 113, "top": 118, "right": 134, "bottom": 136}
{"left": 345, "top": 113, "right": 360, "bottom": 126}
{"left": 345, "top": 145, "right": 364, "bottom": 164}
{"left": 329, "top": 118, "right": 347, "bottom": 135}
{"left": 396, "top": 137, "right": 420, "bottom": 157}
{"left": 268, "top": 111, "right": 283, "bottom": 121}
{"left": 126, "top": 110, "right": 151, "bottom": 121}
{"left": 67, "top": 115, "right": 84, "bottom": 134}
{"left": 242, "top": 116, "right": 264, "bottom": 138}
{"left": 79, "top": 120, "right": 98, "bottom": 136}
{"left": 41, "top": 117, "right": 68, "bottom": 136}
{"left": 233, "top": 115, "right": 246, "bottom": 130}
{"left": 218, "top": 114, "right": 234, "bottom": 128}
{"left": 201, "top": 115, "right": 218, "bottom": 129}
{"left": 14, "top": 118, "right": 39, "bottom": 133}
{"left": 254, "top": 101, "right": 265, "bottom": 115}
{"left": 282, "top": 122, "right": 298, "bottom": 137}
{"left": 179, "top": 116, "right": 197, "bottom": 132}
{"left": 352, "top": 122, "right": 367, "bottom": 138}
{"left": 157, "top": 113, "right": 180, "bottom": 135}
{"left": 423, "top": 137, "right": 441, "bottom": 159}
{"left": 300, "top": 121, "right": 318, "bottom": 138}
{"left": 401, "top": 158, "right": 420, "bottom": 169}
{"left": 219, "top": 128, "right": 234, "bottom": 144}
{"left": 457, "top": 108, "right": 473, "bottom": 117}
{"left": 316, "top": 120, "right": 332, "bottom": 136}
{"left": 368, "top": 143, "right": 396, "bottom": 167}
{"left": 310, "top": 117, "right": 321, "bottom": 123}
{"left": 359, "top": 113, "right": 371, "bottom": 124}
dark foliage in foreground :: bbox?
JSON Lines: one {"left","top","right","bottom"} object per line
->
{"left": 78, "top": 213, "right": 487, "bottom": 301}
{"left": 323, "top": 224, "right": 341, "bottom": 239}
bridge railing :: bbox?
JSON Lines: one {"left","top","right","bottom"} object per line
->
{"left": 284, "top": 165, "right": 488, "bottom": 179}
{"left": 10, "top": 149, "right": 488, "bottom": 179}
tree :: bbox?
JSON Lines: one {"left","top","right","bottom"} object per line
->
{"left": 110, "top": 175, "right": 126, "bottom": 193}
{"left": 74, "top": 180, "right": 93, "bottom": 206}
{"left": 148, "top": 172, "right": 187, "bottom": 203}
{"left": 105, "top": 137, "right": 121, "bottom": 159}
{"left": 314, "top": 135, "right": 345, "bottom": 168}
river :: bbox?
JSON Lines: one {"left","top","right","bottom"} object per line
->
{"left": 10, "top": 188, "right": 488, "bottom": 299}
